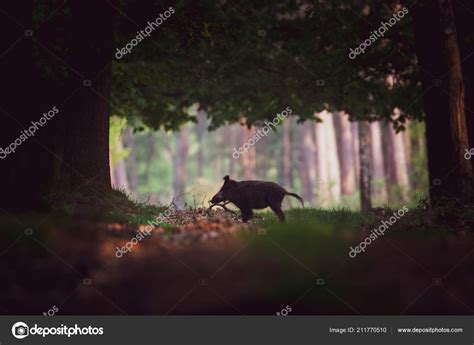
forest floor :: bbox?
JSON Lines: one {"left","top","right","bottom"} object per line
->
{"left": 1, "top": 196, "right": 474, "bottom": 315}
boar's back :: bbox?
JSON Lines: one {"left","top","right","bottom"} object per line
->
{"left": 232, "top": 181, "right": 286, "bottom": 209}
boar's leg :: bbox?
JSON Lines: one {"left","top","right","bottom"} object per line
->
{"left": 240, "top": 208, "right": 253, "bottom": 223}
{"left": 269, "top": 205, "right": 286, "bottom": 222}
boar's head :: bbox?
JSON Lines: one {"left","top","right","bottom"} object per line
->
{"left": 211, "top": 175, "right": 237, "bottom": 204}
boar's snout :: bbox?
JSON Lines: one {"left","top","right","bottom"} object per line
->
{"left": 211, "top": 175, "right": 234, "bottom": 204}
{"left": 211, "top": 192, "right": 225, "bottom": 204}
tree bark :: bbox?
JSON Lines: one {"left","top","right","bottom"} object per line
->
{"left": 412, "top": 0, "right": 471, "bottom": 200}
{"left": 60, "top": 0, "right": 114, "bottom": 192}
{"left": 359, "top": 121, "right": 372, "bottom": 212}
{"left": 455, "top": 0, "right": 474, "bottom": 172}
{"left": 438, "top": 0, "right": 472, "bottom": 196}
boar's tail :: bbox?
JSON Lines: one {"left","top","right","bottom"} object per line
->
{"left": 286, "top": 192, "right": 304, "bottom": 207}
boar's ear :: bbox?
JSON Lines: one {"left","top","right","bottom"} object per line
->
{"left": 223, "top": 175, "right": 230, "bottom": 181}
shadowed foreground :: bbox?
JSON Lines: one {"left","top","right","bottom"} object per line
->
{"left": 1, "top": 207, "right": 474, "bottom": 315}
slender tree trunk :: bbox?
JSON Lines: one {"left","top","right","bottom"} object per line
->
{"left": 383, "top": 119, "right": 408, "bottom": 200}
{"left": 196, "top": 108, "right": 207, "bottom": 178}
{"left": 124, "top": 126, "right": 137, "bottom": 194}
{"left": 282, "top": 118, "right": 292, "bottom": 187}
{"left": 370, "top": 121, "right": 387, "bottom": 201}
{"left": 382, "top": 121, "right": 396, "bottom": 198}
{"left": 112, "top": 136, "right": 129, "bottom": 191}
{"left": 110, "top": 153, "right": 116, "bottom": 187}
{"left": 326, "top": 112, "right": 341, "bottom": 203}
{"left": 351, "top": 122, "right": 361, "bottom": 183}
{"left": 228, "top": 125, "right": 238, "bottom": 178}
{"left": 314, "top": 112, "right": 329, "bottom": 205}
{"left": 334, "top": 111, "right": 357, "bottom": 195}
{"left": 173, "top": 127, "right": 189, "bottom": 209}
{"left": 298, "top": 122, "right": 316, "bottom": 204}
{"left": 403, "top": 120, "right": 414, "bottom": 187}
{"left": 359, "top": 121, "right": 372, "bottom": 211}
{"left": 113, "top": 160, "right": 130, "bottom": 191}
{"left": 255, "top": 125, "right": 268, "bottom": 179}
{"left": 145, "top": 133, "right": 157, "bottom": 185}
{"left": 386, "top": 110, "right": 409, "bottom": 201}
{"left": 60, "top": 0, "right": 114, "bottom": 192}
{"left": 314, "top": 111, "right": 341, "bottom": 204}
{"left": 239, "top": 122, "right": 256, "bottom": 180}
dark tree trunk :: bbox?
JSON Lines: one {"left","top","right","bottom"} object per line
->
{"left": 412, "top": 0, "right": 472, "bottom": 200}
{"left": 0, "top": 1, "right": 53, "bottom": 210}
{"left": 59, "top": 0, "right": 115, "bottom": 192}
{"left": 455, "top": 0, "right": 474, "bottom": 171}
{"left": 359, "top": 121, "right": 372, "bottom": 212}
{"left": 438, "top": 0, "right": 472, "bottom": 195}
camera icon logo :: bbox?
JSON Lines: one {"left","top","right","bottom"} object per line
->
{"left": 12, "top": 321, "right": 29, "bottom": 339}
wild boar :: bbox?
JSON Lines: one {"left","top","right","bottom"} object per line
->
{"left": 210, "top": 175, "right": 304, "bottom": 222}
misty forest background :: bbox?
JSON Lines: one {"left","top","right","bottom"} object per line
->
{"left": 110, "top": 113, "right": 427, "bottom": 210}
